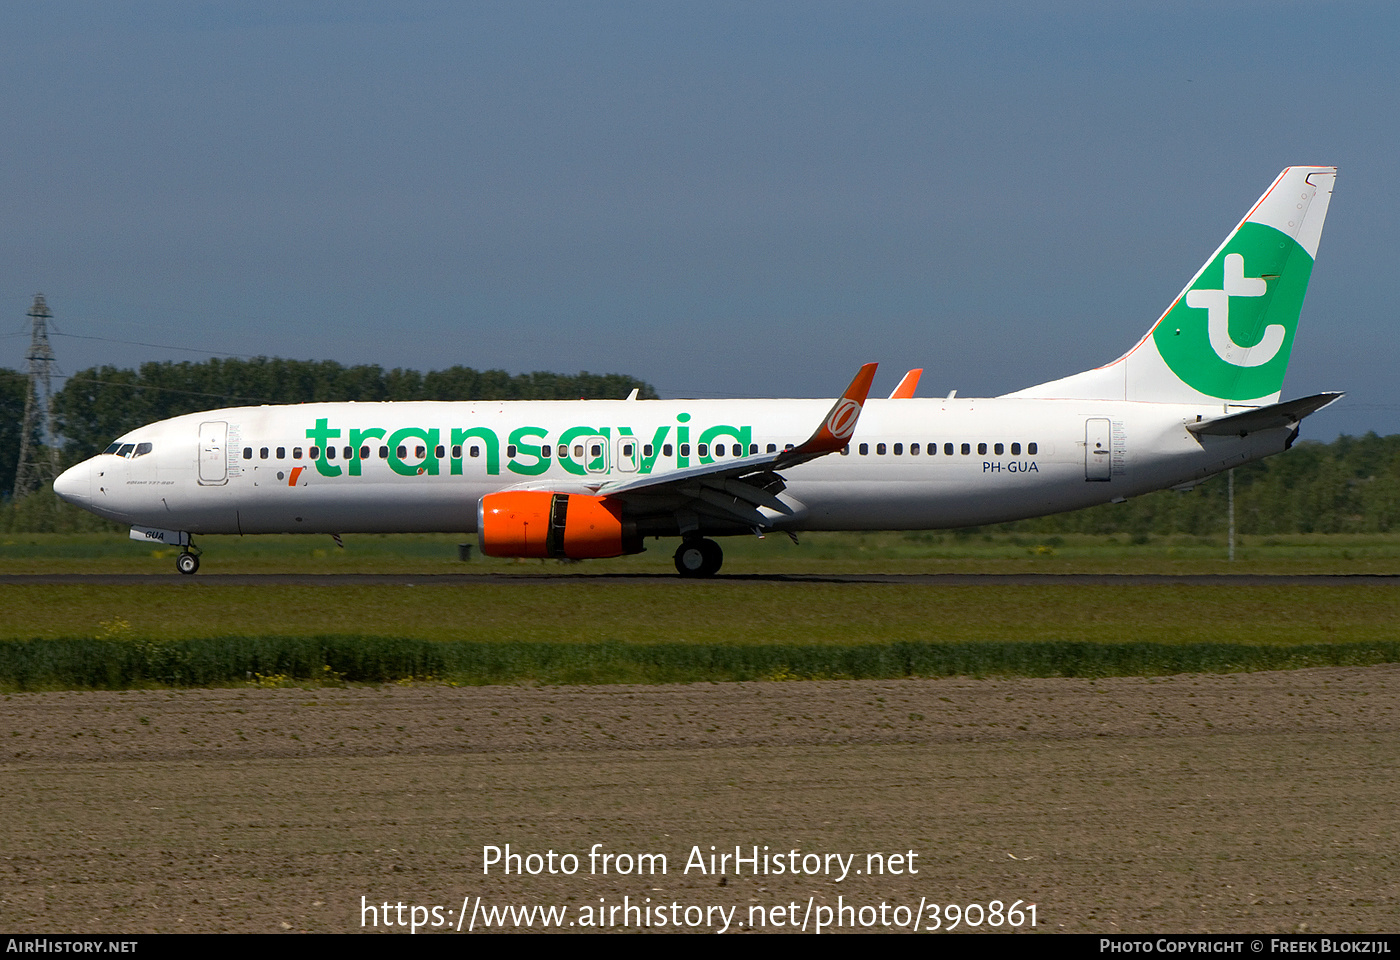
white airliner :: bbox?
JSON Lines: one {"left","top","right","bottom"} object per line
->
{"left": 54, "top": 166, "right": 1339, "bottom": 577}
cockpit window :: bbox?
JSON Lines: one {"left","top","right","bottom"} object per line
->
{"left": 103, "top": 442, "right": 123, "bottom": 455}
{"left": 116, "top": 443, "right": 136, "bottom": 458}
{"left": 133, "top": 443, "right": 153, "bottom": 458}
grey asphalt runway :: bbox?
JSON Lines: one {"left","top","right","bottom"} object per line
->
{"left": 2, "top": 573, "right": 1396, "bottom": 586}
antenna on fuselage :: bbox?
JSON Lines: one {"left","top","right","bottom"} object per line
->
{"left": 13, "top": 294, "right": 60, "bottom": 498}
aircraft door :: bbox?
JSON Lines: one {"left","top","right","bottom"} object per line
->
{"left": 584, "top": 435, "right": 610, "bottom": 474}
{"left": 198, "top": 421, "right": 229, "bottom": 485}
{"left": 1085, "top": 418, "right": 1111, "bottom": 482}
{"left": 615, "top": 436, "right": 639, "bottom": 473}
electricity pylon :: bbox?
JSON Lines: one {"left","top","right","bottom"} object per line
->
{"left": 13, "top": 293, "right": 60, "bottom": 498}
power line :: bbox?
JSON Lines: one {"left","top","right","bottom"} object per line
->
{"left": 57, "top": 375, "right": 271, "bottom": 405}
{"left": 50, "top": 330, "right": 260, "bottom": 359}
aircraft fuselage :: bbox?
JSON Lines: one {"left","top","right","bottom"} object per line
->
{"left": 56, "top": 396, "right": 1287, "bottom": 539}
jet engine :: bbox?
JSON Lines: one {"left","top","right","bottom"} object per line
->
{"left": 477, "top": 490, "right": 643, "bottom": 559}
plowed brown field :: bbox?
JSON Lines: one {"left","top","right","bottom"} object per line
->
{"left": 2, "top": 667, "right": 1397, "bottom": 933}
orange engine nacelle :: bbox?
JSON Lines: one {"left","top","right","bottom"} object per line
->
{"left": 477, "top": 491, "right": 643, "bottom": 559}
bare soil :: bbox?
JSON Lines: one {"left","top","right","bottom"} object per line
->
{"left": 2, "top": 667, "right": 1397, "bottom": 934}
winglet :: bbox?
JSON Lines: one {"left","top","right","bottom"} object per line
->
{"left": 776, "top": 362, "right": 878, "bottom": 467}
{"left": 888, "top": 368, "right": 922, "bottom": 399}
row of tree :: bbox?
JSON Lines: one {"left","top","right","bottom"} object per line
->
{"left": 3, "top": 356, "right": 1398, "bottom": 536}
{"left": 1002, "top": 431, "right": 1400, "bottom": 537}
{"left": 46, "top": 357, "right": 659, "bottom": 463}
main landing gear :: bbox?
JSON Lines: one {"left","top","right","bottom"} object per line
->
{"left": 175, "top": 539, "right": 201, "bottom": 575}
{"left": 673, "top": 537, "right": 723, "bottom": 578}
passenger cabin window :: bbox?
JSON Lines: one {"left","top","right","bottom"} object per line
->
{"left": 876, "top": 443, "right": 887, "bottom": 455}
{"left": 360, "top": 446, "right": 370, "bottom": 459}
{"left": 397, "top": 446, "right": 407, "bottom": 458}
{"left": 680, "top": 443, "right": 690, "bottom": 457}
{"left": 507, "top": 445, "right": 517, "bottom": 458}
{"left": 911, "top": 443, "right": 920, "bottom": 455}
{"left": 309, "top": 446, "right": 320, "bottom": 459}
{"left": 379, "top": 446, "right": 389, "bottom": 459}
{"left": 259, "top": 447, "right": 269, "bottom": 459}
{"left": 697, "top": 443, "right": 709, "bottom": 458}
{"left": 663, "top": 444, "right": 673, "bottom": 457}
{"left": 767, "top": 444, "right": 777, "bottom": 453}
{"left": 470, "top": 446, "right": 480, "bottom": 458}
{"left": 977, "top": 443, "right": 987, "bottom": 455}
{"left": 859, "top": 443, "right": 869, "bottom": 455}
{"left": 643, "top": 444, "right": 653, "bottom": 458}
{"left": 435, "top": 445, "right": 445, "bottom": 458}
{"left": 840, "top": 445, "right": 849, "bottom": 456}
{"left": 243, "top": 447, "right": 253, "bottom": 460}
{"left": 893, "top": 443, "right": 903, "bottom": 455}
{"left": 945, "top": 443, "right": 954, "bottom": 456}
{"left": 293, "top": 447, "right": 303, "bottom": 459}
{"left": 960, "top": 443, "right": 970, "bottom": 455}
{"left": 276, "top": 447, "right": 286, "bottom": 459}
{"left": 1028, "top": 442, "right": 1039, "bottom": 455}
{"left": 541, "top": 445, "right": 551, "bottom": 459}
{"left": 994, "top": 443, "right": 1004, "bottom": 455}
{"left": 326, "top": 447, "right": 336, "bottom": 460}
{"left": 749, "top": 443, "right": 758, "bottom": 455}
{"left": 1011, "top": 443, "right": 1021, "bottom": 455}
{"left": 415, "top": 446, "right": 426, "bottom": 458}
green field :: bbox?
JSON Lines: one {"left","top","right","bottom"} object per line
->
{"left": 1, "top": 577, "right": 1398, "bottom": 690}
{"left": 2, "top": 532, "right": 1397, "bottom": 690}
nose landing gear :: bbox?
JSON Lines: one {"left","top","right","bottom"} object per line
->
{"left": 673, "top": 537, "right": 723, "bottom": 578}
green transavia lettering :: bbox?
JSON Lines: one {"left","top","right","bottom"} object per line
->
{"left": 304, "top": 416, "right": 753, "bottom": 478}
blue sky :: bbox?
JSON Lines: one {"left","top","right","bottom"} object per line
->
{"left": 2, "top": 1, "right": 1395, "bottom": 437}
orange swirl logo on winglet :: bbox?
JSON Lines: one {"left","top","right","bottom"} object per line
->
{"left": 825, "top": 399, "right": 862, "bottom": 440}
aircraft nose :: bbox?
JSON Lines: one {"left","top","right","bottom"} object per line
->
{"left": 53, "top": 461, "right": 92, "bottom": 507}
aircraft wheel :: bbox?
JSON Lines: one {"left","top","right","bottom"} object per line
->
{"left": 674, "top": 538, "right": 722, "bottom": 578}
{"left": 176, "top": 552, "right": 200, "bottom": 575}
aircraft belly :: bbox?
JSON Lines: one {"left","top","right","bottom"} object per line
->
{"left": 232, "top": 481, "right": 479, "bottom": 534}
{"left": 787, "top": 466, "right": 1094, "bottom": 530}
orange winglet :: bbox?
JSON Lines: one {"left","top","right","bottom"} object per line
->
{"left": 888, "top": 368, "right": 922, "bottom": 399}
{"left": 779, "top": 362, "right": 878, "bottom": 464}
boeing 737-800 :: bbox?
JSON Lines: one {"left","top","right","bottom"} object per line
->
{"left": 54, "top": 166, "right": 1340, "bottom": 577}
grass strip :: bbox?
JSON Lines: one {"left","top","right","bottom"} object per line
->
{"left": 2, "top": 635, "right": 1398, "bottom": 690}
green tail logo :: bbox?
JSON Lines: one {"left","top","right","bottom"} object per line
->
{"left": 1153, "top": 222, "right": 1314, "bottom": 402}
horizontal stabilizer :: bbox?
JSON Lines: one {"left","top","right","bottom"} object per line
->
{"left": 1187, "top": 392, "right": 1343, "bottom": 437}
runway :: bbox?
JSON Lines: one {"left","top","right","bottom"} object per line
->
{"left": 2, "top": 572, "right": 1397, "bottom": 586}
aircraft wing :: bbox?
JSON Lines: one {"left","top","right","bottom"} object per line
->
{"left": 592, "top": 363, "right": 878, "bottom": 531}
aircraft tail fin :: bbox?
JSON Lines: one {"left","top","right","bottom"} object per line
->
{"left": 1007, "top": 166, "right": 1336, "bottom": 406}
